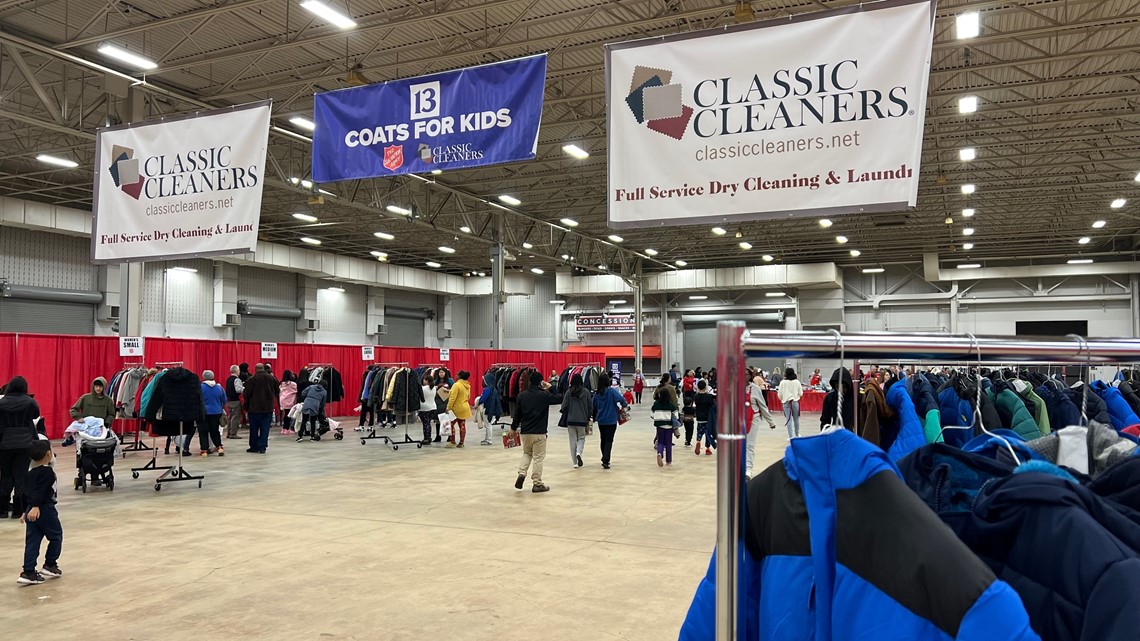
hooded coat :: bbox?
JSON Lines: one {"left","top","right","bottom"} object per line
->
{"left": 300, "top": 383, "right": 327, "bottom": 416}
{"left": 993, "top": 388, "right": 1043, "bottom": 441}
{"left": 1090, "top": 380, "right": 1140, "bottom": 430}
{"left": 1064, "top": 386, "right": 1113, "bottom": 427}
{"left": 70, "top": 377, "right": 116, "bottom": 427}
{"left": 478, "top": 373, "right": 504, "bottom": 420}
{"left": 884, "top": 376, "right": 927, "bottom": 461}
{"left": 680, "top": 430, "right": 1037, "bottom": 641}
{"left": 938, "top": 381, "right": 978, "bottom": 448}
{"left": 820, "top": 367, "right": 855, "bottom": 430}
{"left": 560, "top": 378, "right": 591, "bottom": 427}
{"left": 859, "top": 378, "right": 893, "bottom": 447}
{"left": 201, "top": 379, "right": 227, "bottom": 415}
{"left": 0, "top": 386, "right": 39, "bottom": 451}
{"left": 1039, "top": 385, "right": 1082, "bottom": 430}
{"left": 143, "top": 367, "right": 204, "bottom": 423}
{"left": 447, "top": 378, "right": 473, "bottom": 420}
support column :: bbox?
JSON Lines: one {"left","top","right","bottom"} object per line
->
{"left": 659, "top": 300, "right": 669, "bottom": 375}
{"left": 297, "top": 277, "right": 319, "bottom": 342}
{"left": 366, "top": 287, "right": 386, "bottom": 344}
{"left": 212, "top": 262, "right": 238, "bottom": 337}
{"left": 436, "top": 296, "right": 454, "bottom": 341}
{"left": 633, "top": 261, "right": 644, "bottom": 373}
{"left": 118, "top": 85, "right": 146, "bottom": 337}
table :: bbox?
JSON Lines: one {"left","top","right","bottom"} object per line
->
{"left": 764, "top": 390, "right": 826, "bottom": 413}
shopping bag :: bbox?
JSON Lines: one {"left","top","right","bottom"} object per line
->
{"left": 502, "top": 427, "right": 521, "bottom": 448}
{"left": 326, "top": 418, "right": 340, "bottom": 432}
{"left": 617, "top": 406, "right": 631, "bottom": 425}
{"left": 558, "top": 410, "right": 568, "bottom": 428}
{"left": 441, "top": 420, "right": 453, "bottom": 437}
{"left": 438, "top": 411, "right": 455, "bottom": 425}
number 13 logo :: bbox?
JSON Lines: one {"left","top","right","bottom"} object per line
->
{"left": 410, "top": 81, "right": 441, "bottom": 120}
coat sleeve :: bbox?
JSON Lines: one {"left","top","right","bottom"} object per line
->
{"left": 70, "top": 395, "right": 85, "bottom": 420}
{"left": 679, "top": 544, "right": 761, "bottom": 641}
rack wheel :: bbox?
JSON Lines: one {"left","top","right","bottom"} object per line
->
{"left": 334, "top": 432, "right": 343, "bottom": 440}
{"left": 361, "top": 439, "right": 366, "bottom": 445}
{"left": 108, "top": 480, "right": 114, "bottom": 491}
{"left": 198, "top": 481, "right": 202, "bottom": 488}
{"left": 393, "top": 445, "right": 399, "bottom": 451}
{"left": 154, "top": 484, "right": 162, "bottom": 492}
{"left": 132, "top": 471, "right": 139, "bottom": 479}
{"left": 417, "top": 443, "right": 423, "bottom": 448}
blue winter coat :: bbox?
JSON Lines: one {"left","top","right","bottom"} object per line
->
{"left": 592, "top": 386, "right": 627, "bottom": 425}
{"left": 1091, "top": 380, "right": 1140, "bottom": 430}
{"left": 1038, "top": 386, "right": 1081, "bottom": 429}
{"left": 201, "top": 381, "right": 227, "bottom": 415}
{"left": 886, "top": 377, "right": 926, "bottom": 461}
{"left": 301, "top": 384, "right": 327, "bottom": 415}
{"left": 679, "top": 430, "right": 1037, "bottom": 641}
{"left": 479, "top": 373, "right": 504, "bottom": 420}
{"left": 938, "top": 386, "right": 975, "bottom": 448}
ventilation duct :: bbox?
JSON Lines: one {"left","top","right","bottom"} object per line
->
{"left": 681, "top": 311, "right": 784, "bottom": 324}
{"left": 1, "top": 283, "right": 102, "bottom": 304}
{"left": 236, "top": 301, "right": 302, "bottom": 318}
{"left": 384, "top": 306, "right": 431, "bottom": 320}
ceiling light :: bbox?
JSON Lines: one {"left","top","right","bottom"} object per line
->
{"left": 1092, "top": 220, "right": 1106, "bottom": 228}
{"left": 849, "top": 249, "right": 861, "bottom": 257}
{"left": 1078, "top": 236, "right": 1091, "bottom": 245}
{"left": 300, "top": 237, "right": 321, "bottom": 245}
{"left": 689, "top": 295, "right": 708, "bottom": 300}
{"left": 168, "top": 267, "right": 197, "bottom": 274}
{"left": 956, "top": 12, "right": 980, "bottom": 39}
{"left": 522, "top": 242, "right": 534, "bottom": 249}
{"left": 836, "top": 235, "right": 848, "bottom": 244}
{"left": 1068, "top": 258, "right": 1094, "bottom": 265}
{"left": 961, "top": 184, "right": 976, "bottom": 194}
{"left": 765, "top": 292, "right": 786, "bottom": 298}
{"left": 957, "top": 263, "right": 981, "bottom": 269}
{"left": 550, "top": 300, "right": 567, "bottom": 305}
{"left": 327, "top": 286, "right": 345, "bottom": 293}
{"left": 711, "top": 227, "right": 727, "bottom": 236}
{"left": 862, "top": 267, "right": 885, "bottom": 274}
{"left": 369, "top": 250, "right": 387, "bottom": 258}
{"left": 289, "top": 116, "right": 315, "bottom": 131}
{"left": 675, "top": 260, "right": 687, "bottom": 267}
{"left": 561, "top": 254, "right": 570, "bottom": 260}
{"left": 1135, "top": 171, "right": 1140, "bottom": 182}
{"left": 962, "top": 208, "right": 975, "bottom": 217}
{"left": 36, "top": 154, "right": 79, "bottom": 169}
{"left": 959, "top": 148, "right": 976, "bottom": 161}
{"left": 96, "top": 43, "right": 157, "bottom": 70}
{"left": 300, "top": 0, "right": 357, "bottom": 29}
{"left": 644, "top": 248, "right": 659, "bottom": 256}
{"left": 962, "top": 228, "right": 975, "bottom": 236}
{"left": 962, "top": 242, "right": 974, "bottom": 250}
{"left": 819, "top": 219, "right": 833, "bottom": 228}
{"left": 374, "top": 231, "right": 394, "bottom": 240}
{"left": 498, "top": 194, "right": 521, "bottom": 206}
{"left": 459, "top": 226, "right": 471, "bottom": 233}
{"left": 318, "top": 189, "right": 334, "bottom": 197}
{"left": 560, "top": 218, "right": 579, "bottom": 227}
{"left": 958, "top": 96, "right": 978, "bottom": 114}
{"left": 563, "top": 144, "right": 589, "bottom": 159}
{"left": 609, "top": 299, "right": 626, "bottom": 305}
{"left": 300, "top": 180, "right": 314, "bottom": 189}
{"left": 431, "top": 169, "right": 442, "bottom": 175}
{"left": 1111, "top": 198, "right": 1127, "bottom": 209}
{"left": 597, "top": 264, "right": 607, "bottom": 270}
{"left": 292, "top": 213, "right": 318, "bottom": 222}
{"left": 944, "top": 216, "right": 954, "bottom": 225}
{"left": 438, "top": 246, "right": 455, "bottom": 254}
{"left": 386, "top": 205, "right": 411, "bottom": 216}
{"left": 477, "top": 272, "right": 486, "bottom": 277}
{"left": 762, "top": 254, "right": 774, "bottom": 262}
{"left": 531, "top": 267, "right": 545, "bottom": 275}
{"left": 739, "top": 242, "right": 752, "bottom": 250}
{"left": 425, "top": 261, "right": 442, "bottom": 268}
{"left": 608, "top": 235, "right": 624, "bottom": 243}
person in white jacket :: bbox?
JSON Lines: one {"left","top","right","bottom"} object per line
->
{"left": 746, "top": 376, "right": 777, "bottom": 478}
{"left": 777, "top": 368, "right": 804, "bottom": 439}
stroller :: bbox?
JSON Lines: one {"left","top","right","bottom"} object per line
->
{"left": 65, "top": 417, "right": 119, "bottom": 493}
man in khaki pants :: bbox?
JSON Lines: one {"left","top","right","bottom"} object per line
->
{"left": 510, "top": 371, "right": 563, "bottom": 493}
{"left": 224, "top": 365, "right": 244, "bottom": 439}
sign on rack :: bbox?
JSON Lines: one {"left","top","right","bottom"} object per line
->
{"left": 119, "top": 336, "right": 144, "bottom": 357}
{"left": 576, "top": 314, "right": 636, "bottom": 333}
{"left": 91, "top": 101, "right": 272, "bottom": 263}
{"left": 260, "top": 342, "right": 278, "bottom": 360}
{"left": 440, "top": 348, "right": 451, "bottom": 362}
{"left": 312, "top": 55, "right": 547, "bottom": 181}
{"left": 362, "top": 345, "right": 375, "bottom": 361}
{"left": 606, "top": 0, "right": 934, "bottom": 227}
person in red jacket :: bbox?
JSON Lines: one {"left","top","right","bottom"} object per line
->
{"left": 632, "top": 369, "right": 646, "bottom": 403}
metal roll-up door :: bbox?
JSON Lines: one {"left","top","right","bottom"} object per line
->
{"left": 682, "top": 312, "right": 786, "bottom": 375}
{"left": 0, "top": 299, "right": 95, "bottom": 335}
{"left": 383, "top": 316, "right": 425, "bottom": 347}
{"left": 235, "top": 316, "right": 297, "bottom": 343}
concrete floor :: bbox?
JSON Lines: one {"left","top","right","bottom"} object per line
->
{"left": 1, "top": 404, "right": 805, "bottom": 640}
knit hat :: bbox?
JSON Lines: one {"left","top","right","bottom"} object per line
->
{"left": 203, "top": 370, "right": 215, "bottom": 381}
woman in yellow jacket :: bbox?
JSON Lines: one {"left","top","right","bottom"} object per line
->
{"left": 446, "top": 370, "right": 474, "bottom": 448}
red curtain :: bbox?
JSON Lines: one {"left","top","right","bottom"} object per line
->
{"left": 0, "top": 332, "right": 604, "bottom": 438}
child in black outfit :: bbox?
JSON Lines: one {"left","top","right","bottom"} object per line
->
{"left": 682, "top": 390, "right": 697, "bottom": 447}
{"left": 18, "top": 440, "right": 63, "bottom": 585}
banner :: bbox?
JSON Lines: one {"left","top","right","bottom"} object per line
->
{"left": 606, "top": 0, "right": 933, "bottom": 227}
{"left": 312, "top": 55, "right": 547, "bottom": 181}
{"left": 91, "top": 102, "right": 270, "bottom": 263}
{"left": 576, "top": 314, "right": 635, "bottom": 333}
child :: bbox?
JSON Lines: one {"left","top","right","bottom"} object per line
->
{"left": 694, "top": 380, "right": 717, "bottom": 456}
{"left": 19, "top": 440, "right": 62, "bottom": 585}
{"left": 296, "top": 382, "right": 327, "bottom": 442}
{"left": 651, "top": 386, "right": 678, "bottom": 468}
{"left": 682, "top": 389, "right": 697, "bottom": 447}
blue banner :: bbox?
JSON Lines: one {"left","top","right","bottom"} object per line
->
{"left": 312, "top": 55, "right": 547, "bottom": 182}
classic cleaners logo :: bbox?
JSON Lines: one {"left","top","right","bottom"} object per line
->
{"left": 625, "top": 66, "right": 693, "bottom": 141}
{"left": 108, "top": 144, "right": 145, "bottom": 200}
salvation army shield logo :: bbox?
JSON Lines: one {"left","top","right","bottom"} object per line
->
{"left": 383, "top": 145, "right": 404, "bottom": 171}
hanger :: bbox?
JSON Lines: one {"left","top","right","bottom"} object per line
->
{"left": 821, "top": 329, "right": 846, "bottom": 433}
{"left": 969, "top": 333, "right": 1022, "bottom": 464}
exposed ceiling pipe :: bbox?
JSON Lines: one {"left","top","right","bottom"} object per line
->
{"left": 872, "top": 283, "right": 958, "bottom": 309}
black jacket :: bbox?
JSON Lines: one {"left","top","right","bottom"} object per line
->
{"left": 820, "top": 367, "right": 855, "bottom": 429}
{"left": 392, "top": 370, "right": 423, "bottom": 413}
{"left": 0, "top": 393, "right": 39, "bottom": 450}
{"left": 243, "top": 373, "right": 278, "bottom": 413}
{"left": 225, "top": 375, "right": 242, "bottom": 402}
{"left": 512, "top": 386, "right": 563, "bottom": 434}
{"left": 145, "top": 367, "right": 204, "bottom": 423}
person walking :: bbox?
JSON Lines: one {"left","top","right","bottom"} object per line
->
{"left": 510, "top": 372, "right": 562, "bottom": 493}
{"left": 475, "top": 372, "right": 503, "bottom": 446}
{"left": 652, "top": 378, "right": 680, "bottom": 467}
{"left": 17, "top": 440, "right": 63, "bottom": 585}
{"left": 446, "top": 370, "right": 473, "bottom": 448}
{"left": 560, "top": 374, "right": 591, "bottom": 468}
{"left": 778, "top": 367, "right": 803, "bottom": 439}
{"left": 0, "top": 376, "right": 39, "bottom": 519}
{"left": 694, "top": 380, "right": 717, "bottom": 459}
{"left": 243, "top": 364, "right": 277, "bottom": 453}
{"left": 198, "top": 370, "right": 227, "bottom": 457}
{"left": 224, "top": 365, "right": 244, "bottom": 439}
{"left": 746, "top": 375, "right": 777, "bottom": 477}
{"left": 592, "top": 373, "right": 630, "bottom": 469}
{"left": 278, "top": 371, "right": 298, "bottom": 435}
{"left": 632, "top": 368, "right": 645, "bottom": 403}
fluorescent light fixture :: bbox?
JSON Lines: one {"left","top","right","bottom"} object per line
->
{"left": 962, "top": 208, "right": 975, "bottom": 217}
{"left": 609, "top": 299, "right": 627, "bottom": 305}
{"left": 438, "top": 246, "right": 456, "bottom": 254}
{"left": 963, "top": 228, "right": 975, "bottom": 236}
{"left": 956, "top": 12, "right": 980, "bottom": 39}
{"left": 292, "top": 213, "right": 318, "bottom": 222}
{"left": 849, "top": 249, "right": 861, "bottom": 257}
{"left": 386, "top": 205, "right": 411, "bottom": 216}
{"left": 96, "top": 43, "right": 157, "bottom": 70}
{"left": 550, "top": 300, "right": 567, "bottom": 305}
{"left": 498, "top": 194, "right": 521, "bottom": 206}
{"left": 1111, "top": 198, "right": 1127, "bottom": 209}
{"left": 561, "top": 254, "right": 570, "bottom": 260}
{"left": 608, "top": 235, "right": 624, "bottom": 243}
{"left": 300, "top": 237, "right": 321, "bottom": 245}
{"left": 317, "top": 189, "right": 335, "bottom": 197}
{"left": 675, "top": 260, "right": 687, "bottom": 267}
{"left": 1092, "top": 220, "right": 1106, "bottom": 228}
{"left": 560, "top": 218, "right": 579, "bottom": 227}
{"left": 961, "top": 184, "right": 976, "bottom": 194}
{"left": 289, "top": 116, "right": 315, "bottom": 131}
{"left": 962, "top": 242, "right": 974, "bottom": 250}
{"left": 739, "top": 241, "right": 752, "bottom": 250}
{"left": 711, "top": 227, "right": 727, "bottom": 236}
{"left": 597, "top": 264, "right": 607, "bottom": 270}
{"left": 327, "top": 286, "right": 345, "bottom": 293}
{"left": 431, "top": 169, "right": 442, "bottom": 175}
{"left": 959, "top": 96, "right": 978, "bottom": 114}
{"left": 1068, "top": 258, "right": 1093, "bottom": 265}
{"left": 477, "top": 271, "right": 486, "bottom": 277}
{"left": 531, "top": 267, "right": 545, "bottom": 275}
{"left": 689, "top": 295, "right": 708, "bottom": 300}
{"left": 765, "top": 292, "right": 786, "bottom": 297}
{"left": 425, "top": 261, "right": 442, "bottom": 268}
{"left": 836, "top": 235, "right": 848, "bottom": 244}
{"left": 1135, "top": 171, "right": 1140, "bottom": 182}
{"left": 762, "top": 254, "right": 774, "bottom": 262}
{"left": 563, "top": 144, "right": 589, "bottom": 159}
{"left": 957, "top": 263, "right": 981, "bottom": 269}
{"left": 959, "top": 148, "right": 976, "bottom": 161}
{"left": 862, "top": 267, "right": 885, "bottom": 274}
{"left": 522, "top": 242, "right": 534, "bottom": 249}
{"left": 818, "top": 219, "right": 833, "bottom": 228}
{"left": 369, "top": 251, "right": 387, "bottom": 258}
{"left": 1079, "top": 236, "right": 1091, "bottom": 245}
{"left": 644, "top": 248, "right": 659, "bottom": 256}
{"left": 374, "top": 231, "right": 394, "bottom": 240}
{"left": 459, "top": 226, "right": 471, "bottom": 233}
{"left": 300, "top": 0, "right": 357, "bottom": 29}
{"left": 168, "top": 267, "right": 197, "bottom": 274}
{"left": 36, "top": 154, "right": 78, "bottom": 168}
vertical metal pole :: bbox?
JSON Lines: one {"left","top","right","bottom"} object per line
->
{"left": 634, "top": 260, "right": 644, "bottom": 373}
{"left": 118, "top": 85, "right": 145, "bottom": 338}
{"left": 490, "top": 212, "right": 505, "bottom": 349}
{"left": 715, "top": 321, "right": 746, "bottom": 641}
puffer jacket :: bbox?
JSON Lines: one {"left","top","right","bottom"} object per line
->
{"left": 910, "top": 373, "right": 942, "bottom": 443}
{"left": 0, "top": 393, "right": 39, "bottom": 450}
{"left": 144, "top": 367, "right": 204, "bottom": 423}
{"left": 560, "top": 387, "right": 591, "bottom": 427}
{"left": 447, "top": 379, "right": 472, "bottom": 419}
{"left": 1065, "top": 386, "right": 1113, "bottom": 426}
{"left": 1091, "top": 380, "right": 1140, "bottom": 430}
{"left": 1116, "top": 381, "right": 1140, "bottom": 420}
{"left": 883, "top": 376, "right": 926, "bottom": 461}
{"left": 1039, "top": 385, "right": 1081, "bottom": 429}
{"left": 938, "top": 384, "right": 977, "bottom": 448}
{"left": 994, "top": 388, "right": 1042, "bottom": 441}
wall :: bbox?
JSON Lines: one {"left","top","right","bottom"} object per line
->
{"left": 140, "top": 258, "right": 227, "bottom": 339}
{"left": 0, "top": 226, "right": 96, "bottom": 291}
{"left": 467, "top": 275, "right": 558, "bottom": 351}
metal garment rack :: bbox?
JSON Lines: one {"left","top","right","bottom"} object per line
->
{"left": 129, "top": 362, "right": 203, "bottom": 492}
{"left": 713, "top": 324, "right": 1140, "bottom": 641}
{"left": 116, "top": 361, "right": 152, "bottom": 456}
{"left": 360, "top": 362, "right": 410, "bottom": 449}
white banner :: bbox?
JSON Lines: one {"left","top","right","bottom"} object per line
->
{"left": 261, "top": 342, "right": 278, "bottom": 360}
{"left": 606, "top": 0, "right": 933, "bottom": 227}
{"left": 92, "top": 102, "right": 271, "bottom": 263}
{"left": 119, "top": 336, "right": 144, "bottom": 357}
{"left": 362, "top": 345, "right": 375, "bottom": 361}
{"left": 439, "top": 348, "right": 451, "bottom": 362}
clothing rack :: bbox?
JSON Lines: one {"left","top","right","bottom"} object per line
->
{"left": 130, "top": 360, "right": 202, "bottom": 490}
{"left": 489, "top": 362, "right": 533, "bottom": 368}
{"left": 712, "top": 325, "right": 1140, "bottom": 641}
{"left": 154, "top": 361, "right": 184, "bottom": 368}
{"left": 116, "top": 360, "right": 152, "bottom": 456}
{"left": 360, "top": 363, "right": 415, "bottom": 450}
